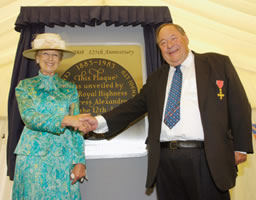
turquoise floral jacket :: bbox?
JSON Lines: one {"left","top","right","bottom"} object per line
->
{"left": 15, "top": 72, "right": 85, "bottom": 165}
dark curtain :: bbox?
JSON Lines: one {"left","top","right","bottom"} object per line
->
{"left": 143, "top": 25, "right": 166, "bottom": 76}
{"left": 7, "top": 6, "right": 172, "bottom": 180}
{"left": 7, "top": 25, "right": 44, "bottom": 179}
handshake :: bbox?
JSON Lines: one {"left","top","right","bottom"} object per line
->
{"left": 61, "top": 114, "right": 98, "bottom": 134}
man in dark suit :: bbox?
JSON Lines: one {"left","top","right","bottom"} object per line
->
{"left": 82, "top": 23, "right": 253, "bottom": 200}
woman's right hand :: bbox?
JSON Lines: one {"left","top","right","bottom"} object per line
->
{"left": 61, "top": 114, "right": 90, "bottom": 132}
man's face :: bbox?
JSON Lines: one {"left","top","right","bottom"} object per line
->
{"left": 157, "top": 25, "right": 189, "bottom": 66}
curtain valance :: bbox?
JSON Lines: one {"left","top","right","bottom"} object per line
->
{"left": 15, "top": 6, "right": 172, "bottom": 32}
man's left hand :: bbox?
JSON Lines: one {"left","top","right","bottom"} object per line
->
{"left": 235, "top": 152, "right": 247, "bottom": 165}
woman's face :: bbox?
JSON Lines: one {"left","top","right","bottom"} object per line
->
{"left": 36, "top": 50, "right": 62, "bottom": 76}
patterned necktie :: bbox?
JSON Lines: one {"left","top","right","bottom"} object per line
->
{"left": 164, "top": 65, "right": 182, "bottom": 129}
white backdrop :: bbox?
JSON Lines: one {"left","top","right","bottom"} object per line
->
{"left": 45, "top": 24, "right": 148, "bottom": 159}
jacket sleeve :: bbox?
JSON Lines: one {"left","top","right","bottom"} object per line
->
{"left": 225, "top": 56, "right": 253, "bottom": 153}
{"left": 15, "top": 80, "right": 65, "bottom": 134}
{"left": 70, "top": 87, "right": 86, "bottom": 164}
{"left": 102, "top": 79, "right": 149, "bottom": 138}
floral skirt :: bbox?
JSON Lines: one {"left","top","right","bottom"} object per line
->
{"left": 12, "top": 152, "right": 81, "bottom": 200}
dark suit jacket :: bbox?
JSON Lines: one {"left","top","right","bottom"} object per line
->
{"left": 102, "top": 52, "right": 253, "bottom": 191}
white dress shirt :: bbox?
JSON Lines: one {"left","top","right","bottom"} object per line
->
{"left": 160, "top": 51, "right": 204, "bottom": 141}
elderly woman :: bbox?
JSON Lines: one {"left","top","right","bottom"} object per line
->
{"left": 12, "top": 33, "right": 87, "bottom": 199}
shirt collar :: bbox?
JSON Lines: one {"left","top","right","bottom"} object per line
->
{"left": 169, "top": 50, "right": 193, "bottom": 70}
{"left": 182, "top": 51, "right": 194, "bottom": 68}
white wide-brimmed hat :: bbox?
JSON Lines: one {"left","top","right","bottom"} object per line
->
{"left": 23, "top": 33, "right": 75, "bottom": 59}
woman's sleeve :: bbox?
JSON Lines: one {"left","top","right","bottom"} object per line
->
{"left": 15, "top": 81, "right": 66, "bottom": 134}
{"left": 71, "top": 87, "right": 86, "bottom": 164}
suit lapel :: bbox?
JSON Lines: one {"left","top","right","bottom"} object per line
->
{"left": 157, "top": 64, "right": 170, "bottom": 119}
{"left": 194, "top": 52, "right": 210, "bottom": 112}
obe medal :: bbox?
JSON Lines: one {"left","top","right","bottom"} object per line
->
{"left": 216, "top": 80, "right": 224, "bottom": 100}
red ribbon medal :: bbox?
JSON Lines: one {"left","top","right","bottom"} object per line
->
{"left": 216, "top": 80, "right": 224, "bottom": 89}
{"left": 216, "top": 80, "right": 224, "bottom": 100}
